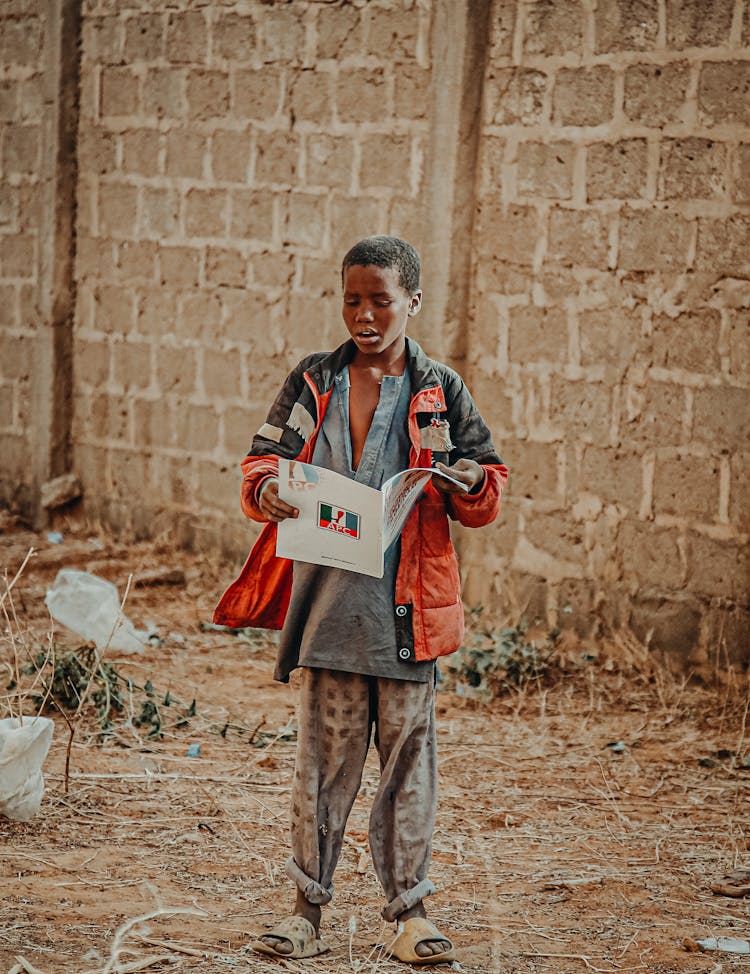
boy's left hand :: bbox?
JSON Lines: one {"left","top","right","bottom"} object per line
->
{"left": 433, "top": 459, "right": 485, "bottom": 494}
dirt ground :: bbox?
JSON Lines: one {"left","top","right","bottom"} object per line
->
{"left": 1, "top": 522, "right": 749, "bottom": 974}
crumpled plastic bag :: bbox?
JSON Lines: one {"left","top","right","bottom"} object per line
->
{"left": 45, "top": 569, "right": 146, "bottom": 655}
{"left": 0, "top": 716, "right": 55, "bottom": 821}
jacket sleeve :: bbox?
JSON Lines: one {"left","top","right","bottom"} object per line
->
{"left": 440, "top": 368, "right": 509, "bottom": 528}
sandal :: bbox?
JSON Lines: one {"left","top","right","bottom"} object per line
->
{"left": 385, "top": 917, "right": 456, "bottom": 966}
{"left": 252, "top": 915, "right": 329, "bottom": 959}
{"left": 710, "top": 868, "right": 750, "bottom": 898}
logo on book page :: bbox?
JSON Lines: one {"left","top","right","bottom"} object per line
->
{"left": 318, "top": 503, "right": 360, "bottom": 539}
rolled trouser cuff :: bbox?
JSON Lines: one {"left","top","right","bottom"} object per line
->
{"left": 285, "top": 856, "right": 334, "bottom": 905}
{"left": 381, "top": 878, "right": 436, "bottom": 922}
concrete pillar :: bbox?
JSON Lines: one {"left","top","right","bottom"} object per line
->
{"left": 31, "top": 0, "right": 81, "bottom": 526}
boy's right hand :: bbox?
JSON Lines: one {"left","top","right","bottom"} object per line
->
{"left": 259, "top": 477, "right": 299, "bottom": 523}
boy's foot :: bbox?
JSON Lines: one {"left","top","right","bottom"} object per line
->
{"left": 395, "top": 904, "right": 454, "bottom": 959}
{"left": 256, "top": 896, "right": 323, "bottom": 956}
{"left": 253, "top": 915, "right": 329, "bottom": 959}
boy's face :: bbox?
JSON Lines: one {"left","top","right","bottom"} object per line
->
{"left": 342, "top": 264, "right": 421, "bottom": 360}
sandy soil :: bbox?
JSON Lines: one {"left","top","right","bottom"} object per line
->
{"left": 1, "top": 523, "right": 748, "bottom": 974}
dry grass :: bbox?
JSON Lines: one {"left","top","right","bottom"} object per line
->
{"left": 1, "top": 523, "right": 748, "bottom": 974}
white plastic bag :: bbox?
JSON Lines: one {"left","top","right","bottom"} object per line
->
{"left": 45, "top": 569, "right": 146, "bottom": 655}
{"left": 0, "top": 716, "right": 55, "bottom": 821}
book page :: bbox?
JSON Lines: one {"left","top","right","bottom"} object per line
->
{"left": 275, "top": 459, "right": 385, "bottom": 577}
{"left": 381, "top": 467, "right": 468, "bottom": 552}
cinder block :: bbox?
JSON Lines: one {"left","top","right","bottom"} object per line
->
{"left": 290, "top": 70, "right": 332, "bottom": 124}
{"left": 139, "top": 187, "right": 178, "bottom": 239}
{"left": 736, "top": 143, "right": 750, "bottom": 203}
{"left": 0, "top": 332, "right": 31, "bottom": 380}
{"left": 476, "top": 200, "right": 539, "bottom": 266}
{"left": 137, "top": 287, "right": 179, "bottom": 337}
{"left": 166, "top": 128, "right": 206, "bottom": 179}
{"left": 284, "top": 192, "right": 326, "bottom": 249}
{"left": 155, "top": 345, "right": 196, "bottom": 394}
{"left": 212, "top": 13, "right": 257, "bottom": 62}
{"left": 180, "top": 288, "right": 223, "bottom": 339}
{"left": 0, "top": 234, "right": 35, "bottom": 278}
{"left": 100, "top": 67, "right": 139, "bottom": 116}
{"left": 113, "top": 340, "right": 152, "bottom": 391}
{"left": 652, "top": 310, "right": 721, "bottom": 372}
{"left": 203, "top": 347, "right": 241, "bottom": 397}
{"left": 666, "top": 0, "right": 734, "bottom": 48}
{"left": 336, "top": 69, "right": 388, "bottom": 124}
{"left": 251, "top": 250, "right": 295, "bottom": 289}
{"left": 133, "top": 398, "right": 172, "bottom": 449}
{"left": 261, "top": 7, "right": 307, "bottom": 63}
{"left": 577, "top": 446, "right": 643, "bottom": 513}
{"left": 629, "top": 595, "right": 701, "bottom": 658}
{"left": 1, "top": 14, "right": 42, "bottom": 65}
{"left": 0, "top": 383, "right": 13, "bottom": 428}
{"left": 175, "top": 403, "right": 220, "bottom": 454}
{"left": 99, "top": 182, "right": 139, "bottom": 239}
{"left": 619, "top": 520, "right": 685, "bottom": 589}
{"left": 587, "top": 140, "right": 648, "bottom": 201}
{"left": 550, "top": 377, "right": 612, "bottom": 445}
{"left": 74, "top": 338, "right": 111, "bottom": 387}
{"left": 486, "top": 68, "right": 547, "bottom": 126}
{"left": 693, "top": 386, "right": 750, "bottom": 451}
{"left": 222, "top": 404, "right": 262, "bottom": 457}
{"left": 196, "top": 458, "right": 240, "bottom": 509}
{"left": 359, "top": 135, "right": 411, "bottom": 190}
{"left": 699, "top": 62, "right": 750, "bottom": 127}
{"left": 367, "top": 7, "right": 420, "bottom": 61}
{"left": 211, "top": 130, "right": 250, "bottom": 184}
{"left": 579, "top": 308, "right": 642, "bottom": 372}
{"left": 233, "top": 68, "right": 282, "bottom": 120}
{"left": 392, "top": 62, "right": 430, "bottom": 120}
{"left": 548, "top": 207, "right": 609, "bottom": 268}
{"left": 255, "top": 130, "right": 300, "bottom": 185}
{"left": 524, "top": 0, "right": 583, "bottom": 56}
{"left": 517, "top": 141, "right": 574, "bottom": 199}
{"left": 509, "top": 306, "right": 567, "bottom": 365}
{"left": 306, "top": 134, "right": 353, "bottom": 190}
{"left": 0, "top": 285, "right": 18, "bottom": 328}
{"left": 594, "top": 0, "right": 659, "bottom": 52}
{"left": 619, "top": 207, "right": 692, "bottom": 271}
{"left": 221, "top": 289, "right": 270, "bottom": 346}
{"left": 122, "top": 128, "right": 161, "bottom": 176}
{"left": 91, "top": 392, "right": 131, "bottom": 443}
{"left": 78, "top": 127, "right": 117, "bottom": 176}
{"left": 117, "top": 240, "right": 158, "bottom": 282}
{"left": 159, "top": 247, "right": 201, "bottom": 287}
{"left": 624, "top": 62, "right": 690, "bottom": 126}
{"left": 316, "top": 5, "right": 362, "bottom": 60}
{"left": 695, "top": 215, "right": 750, "bottom": 276}
{"left": 166, "top": 11, "right": 207, "bottom": 65}
{"left": 329, "top": 196, "right": 382, "bottom": 256}
{"left": 623, "top": 381, "right": 685, "bottom": 446}
{"left": 653, "top": 454, "right": 720, "bottom": 520}
{"left": 206, "top": 247, "right": 247, "bottom": 288}
{"left": 658, "top": 138, "right": 728, "bottom": 200}
{"left": 143, "top": 68, "right": 185, "bottom": 119}
{"left": 230, "top": 189, "right": 274, "bottom": 243}
{"left": 503, "top": 439, "right": 560, "bottom": 502}
{"left": 686, "top": 532, "right": 749, "bottom": 598}
{"left": 124, "top": 13, "right": 165, "bottom": 62}
{"left": 185, "top": 188, "right": 229, "bottom": 238}
{"left": 554, "top": 67, "right": 614, "bottom": 126}
{"left": 524, "top": 511, "right": 587, "bottom": 569}
{"left": 82, "top": 16, "right": 122, "bottom": 64}
{"left": 187, "top": 70, "right": 230, "bottom": 121}
{"left": 2, "top": 123, "right": 39, "bottom": 173}
{"left": 0, "top": 80, "right": 19, "bottom": 121}
{"left": 95, "top": 285, "right": 135, "bottom": 334}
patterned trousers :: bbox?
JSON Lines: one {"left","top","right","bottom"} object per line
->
{"left": 286, "top": 667, "right": 438, "bottom": 920}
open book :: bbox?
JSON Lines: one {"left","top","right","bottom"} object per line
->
{"left": 275, "top": 459, "right": 468, "bottom": 578}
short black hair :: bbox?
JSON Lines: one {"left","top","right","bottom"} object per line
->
{"left": 341, "top": 236, "right": 421, "bottom": 296}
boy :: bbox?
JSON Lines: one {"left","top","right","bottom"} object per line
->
{"left": 214, "top": 236, "right": 507, "bottom": 963}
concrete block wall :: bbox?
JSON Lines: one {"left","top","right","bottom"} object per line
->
{"left": 461, "top": 0, "right": 750, "bottom": 669}
{"left": 74, "top": 0, "right": 434, "bottom": 554}
{"left": 0, "top": 1, "right": 45, "bottom": 511}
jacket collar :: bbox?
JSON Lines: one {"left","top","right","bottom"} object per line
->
{"left": 305, "top": 336, "right": 441, "bottom": 396}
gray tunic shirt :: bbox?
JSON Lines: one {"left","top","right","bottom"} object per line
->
{"left": 276, "top": 366, "right": 435, "bottom": 683}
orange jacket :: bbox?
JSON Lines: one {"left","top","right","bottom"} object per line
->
{"left": 214, "top": 339, "right": 507, "bottom": 674}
